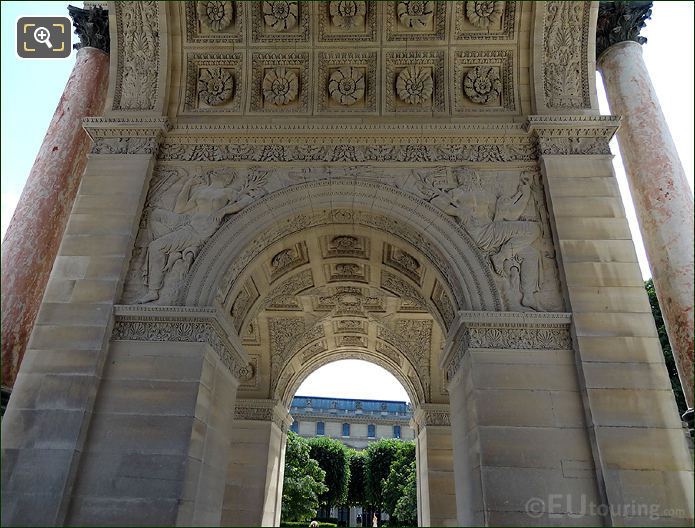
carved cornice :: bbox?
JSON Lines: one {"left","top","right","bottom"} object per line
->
{"left": 68, "top": 5, "right": 109, "bottom": 53}
{"left": 596, "top": 1, "right": 652, "bottom": 60}
{"left": 83, "top": 117, "right": 170, "bottom": 155}
{"left": 413, "top": 403, "right": 450, "bottom": 429}
{"left": 234, "top": 398, "right": 290, "bottom": 431}
{"left": 111, "top": 305, "right": 251, "bottom": 380}
{"left": 440, "top": 311, "right": 573, "bottom": 384}
{"left": 527, "top": 115, "right": 620, "bottom": 156}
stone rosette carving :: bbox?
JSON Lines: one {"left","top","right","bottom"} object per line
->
{"left": 463, "top": 65, "right": 502, "bottom": 105}
{"left": 465, "top": 1, "right": 504, "bottom": 29}
{"left": 329, "top": 1, "right": 367, "bottom": 29}
{"left": 397, "top": 1, "right": 434, "bottom": 29}
{"left": 396, "top": 66, "right": 433, "bottom": 105}
{"left": 197, "top": 67, "right": 234, "bottom": 106}
{"left": 262, "top": 1, "right": 299, "bottom": 32}
{"left": 328, "top": 67, "right": 365, "bottom": 106}
{"left": 197, "top": 1, "right": 234, "bottom": 32}
{"left": 263, "top": 67, "right": 299, "bottom": 106}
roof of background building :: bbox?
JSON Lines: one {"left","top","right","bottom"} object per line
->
{"left": 291, "top": 395, "right": 411, "bottom": 416}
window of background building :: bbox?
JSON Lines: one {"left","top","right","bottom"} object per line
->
{"left": 342, "top": 423, "right": 350, "bottom": 437}
{"left": 368, "top": 424, "right": 376, "bottom": 438}
{"left": 291, "top": 421, "right": 299, "bottom": 434}
{"left": 393, "top": 425, "right": 401, "bottom": 439}
{"left": 316, "top": 421, "right": 325, "bottom": 436}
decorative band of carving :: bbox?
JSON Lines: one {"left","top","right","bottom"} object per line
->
{"left": 157, "top": 140, "right": 535, "bottom": 163}
{"left": 84, "top": 117, "right": 171, "bottom": 155}
{"left": 527, "top": 115, "right": 620, "bottom": 156}
{"left": 440, "top": 311, "right": 573, "bottom": 384}
{"left": 111, "top": 305, "right": 251, "bottom": 381}
{"left": 234, "top": 399, "right": 289, "bottom": 431}
{"left": 413, "top": 404, "right": 450, "bottom": 429}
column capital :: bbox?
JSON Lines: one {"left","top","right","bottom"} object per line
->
{"left": 596, "top": 1, "right": 652, "bottom": 60}
{"left": 68, "top": 4, "right": 110, "bottom": 54}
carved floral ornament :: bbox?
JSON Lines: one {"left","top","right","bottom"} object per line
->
{"left": 263, "top": 1, "right": 299, "bottom": 31}
{"left": 263, "top": 67, "right": 299, "bottom": 105}
{"left": 197, "top": 67, "right": 234, "bottom": 106}
{"left": 329, "top": 1, "right": 367, "bottom": 29}
{"left": 397, "top": 1, "right": 434, "bottom": 29}
{"left": 197, "top": 1, "right": 234, "bottom": 32}
{"left": 396, "top": 66, "right": 433, "bottom": 105}
{"left": 465, "top": 1, "right": 504, "bottom": 29}
{"left": 328, "top": 66, "right": 365, "bottom": 106}
{"left": 463, "top": 65, "right": 502, "bottom": 105}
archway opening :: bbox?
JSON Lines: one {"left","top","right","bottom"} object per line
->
{"left": 284, "top": 359, "right": 417, "bottom": 528}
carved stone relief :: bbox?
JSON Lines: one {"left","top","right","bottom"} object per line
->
{"left": 113, "top": 1, "right": 159, "bottom": 111}
{"left": 454, "top": 1, "right": 515, "bottom": 39}
{"left": 542, "top": 1, "right": 591, "bottom": 109}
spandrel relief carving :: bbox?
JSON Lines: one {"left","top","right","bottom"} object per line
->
{"left": 125, "top": 167, "right": 269, "bottom": 304}
{"left": 414, "top": 168, "right": 563, "bottom": 311}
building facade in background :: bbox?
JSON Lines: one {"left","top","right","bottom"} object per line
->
{"left": 290, "top": 395, "right": 414, "bottom": 449}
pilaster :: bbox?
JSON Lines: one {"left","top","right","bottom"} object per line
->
{"left": 530, "top": 115, "right": 694, "bottom": 525}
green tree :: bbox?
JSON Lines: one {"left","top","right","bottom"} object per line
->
{"left": 645, "top": 279, "right": 687, "bottom": 414}
{"left": 364, "top": 438, "right": 405, "bottom": 509}
{"left": 281, "top": 432, "right": 328, "bottom": 522}
{"left": 382, "top": 442, "right": 416, "bottom": 523}
{"left": 393, "top": 460, "right": 418, "bottom": 526}
{"left": 308, "top": 436, "right": 351, "bottom": 508}
{"left": 347, "top": 449, "right": 366, "bottom": 506}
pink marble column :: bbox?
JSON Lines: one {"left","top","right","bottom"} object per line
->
{"left": 0, "top": 46, "right": 109, "bottom": 387}
{"left": 599, "top": 40, "right": 694, "bottom": 409}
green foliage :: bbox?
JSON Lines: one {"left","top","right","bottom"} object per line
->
{"left": 645, "top": 279, "right": 687, "bottom": 414}
{"left": 392, "top": 459, "right": 418, "bottom": 525}
{"left": 347, "top": 449, "right": 366, "bottom": 506}
{"left": 308, "top": 436, "right": 351, "bottom": 508}
{"left": 282, "top": 432, "right": 329, "bottom": 522}
{"left": 382, "top": 442, "right": 417, "bottom": 524}
{"left": 364, "top": 438, "right": 409, "bottom": 509}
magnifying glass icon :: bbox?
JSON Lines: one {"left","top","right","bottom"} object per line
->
{"left": 33, "top": 26, "right": 53, "bottom": 49}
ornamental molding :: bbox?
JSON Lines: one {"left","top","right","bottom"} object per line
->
{"left": 83, "top": 117, "right": 171, "bottom": 138}
{"left": 527, "top": 115, "right": 621, "bottom": 156}
{"left": 234, "top": 398, "right": 290, "bottom": 431}
{"left": 440, "top": 311, "right": 573, "bottom": 383}
{"left": 111, "top": 304, "right": 251, "bottom": 381}
{"left": 413, "top": 403, "right": 450, "bottom": 428}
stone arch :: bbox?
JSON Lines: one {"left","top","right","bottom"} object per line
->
{"left": 275, "top": 350, "right": 424, "bottom": 408}
{"left": 182, "top": 178, "right": 502, "bottom": 312}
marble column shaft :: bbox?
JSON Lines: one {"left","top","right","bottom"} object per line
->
{"left": 599, "top": 40, "right": 695, "bottom": 408}
{"left": 0, "top": 47, "right": 109, "bottom": 387}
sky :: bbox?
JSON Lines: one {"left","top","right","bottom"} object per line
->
{"left": 0, "top": 2, "right": 692, "bottom": 403}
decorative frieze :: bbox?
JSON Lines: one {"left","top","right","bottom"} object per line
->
{"left": 527, "top": 115, "right": 621, "bottom": 156}
{"left": 111, "top": 305, "right": 252, "bottom": 382}
{"left": 413, "top": 403, "right": 450, "bottom": 429}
